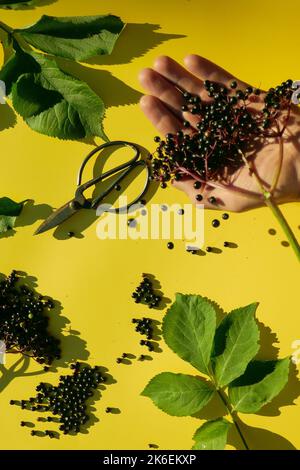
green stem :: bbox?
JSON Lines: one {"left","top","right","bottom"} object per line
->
{"left": 264, "top": 194, "right": 300, "bottom": 262}
{"left": 217, "top": 389, "right": 250, "bottom": 450}
{"left": 240, "top": 149, "right": 300, "bottom": 263}
{"left": 0, "top": 21, "right": 13, "bottom": 36}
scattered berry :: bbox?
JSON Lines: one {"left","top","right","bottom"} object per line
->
{"left": 131, "top": 275, "right": 161, "bottom": 309}
{"left": 13, "top": 364, "right": 106, "bottom": 437}
{"left": 212, "top": 219, "right": 220, "bottom": 228}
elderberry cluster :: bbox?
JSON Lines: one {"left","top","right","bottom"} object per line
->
{"left": 132, "top": 317, "right": 154, "bottom": 340}
{"left": 151, "top": 79, "right": 294, "bottom": 186}
{"left": 0, "top": 271, "right": 61, "bottom": 364}
{"left": 11, "top": 363, "right": 106, "bottom": 436}
{"left": 131, "top": 275, "right": 161, "bottom": 309}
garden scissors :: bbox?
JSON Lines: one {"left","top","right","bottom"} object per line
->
{"left": 35, "top": 141, "right": 150, "bottom": 235}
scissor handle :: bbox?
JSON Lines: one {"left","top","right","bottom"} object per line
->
{"left": 91, "top": 159, "right": 150, "bottom": 212}
{"left": 76, "top": 140, "right": 140, "bottom": 190}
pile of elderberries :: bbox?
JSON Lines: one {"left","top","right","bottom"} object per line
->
{"left": 0, "top": 270, "right": 61, "bottom": 365}
{"left": 10, "top": 363, "right": 107, "bottom": 436}
{"left": 150, "top": 79, "right": 294, "bottom": 187}
{"left": 131, "top": 274, "right": 161, "bottom": 308}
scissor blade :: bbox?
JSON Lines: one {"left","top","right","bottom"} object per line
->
{"left": 34, "top": 200, "right": 79, "bottom": 235}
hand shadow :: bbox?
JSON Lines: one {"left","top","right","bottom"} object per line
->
{"left": 53, "top": 144, "right": 159, "bottom": 239}
{"left": 0, "top": 270, "right": 90, "bottom": 394}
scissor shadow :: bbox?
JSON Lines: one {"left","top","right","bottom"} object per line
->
{"left": 53, "top": 144, "right": 159, "bottom": 240}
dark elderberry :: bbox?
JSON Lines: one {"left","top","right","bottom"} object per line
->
{"left": 222, "top": 213, "right": 229, "bottom": 220}
{"left": 131, "top": 274, "right": 161, "bottom": 309}
{"left": 13, "top": 363, "right": 106, "bottom": 437}
{"left": 132, "top": 317, "right": 154, "bottom": 341}
{"left": 0, "top": 271, "right": 61, "bottom": 365}
{"left": 167, "top": 242, "right": 174, "bottom": 250}
{"left": 150, "top": 79, "right": 294, "bottom": 190}
{"left": 212, "top": 219, "right": 220, "bottom": 228}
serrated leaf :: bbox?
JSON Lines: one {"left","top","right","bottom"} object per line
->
{"left": 228, "top": 358, "right": 290, "bottom": 413}
{"left": 212, "top": 303, "right": 260, "bottom": 388}
{"left": 0, "top": 197, "right": 23, "bottom": 216}
{"left": 141, "top": 372, "right": 214, "bottom": 417}
{"left": 12, "top": 53, "right": 107, "bottom": 140}
{"left": 0, "top": 47, "right": 39, "bottom": 95}
{"left": 16, "top": 15, "right": 125, "bottom": 61}
{"left": 192, "top": 418, "right": 231, "bottom": 450}
{"left": 0, "top": 197, "right": 23, "bottom": 234}
{"left": 0, "top": 0, "right": 37, "bottom": 9}
{"left": 162, "top": 294, "right": 216, "bottom": 376}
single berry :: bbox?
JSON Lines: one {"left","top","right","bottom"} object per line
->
{"left": 212, "top": 219, "right": 220, "bottom": 228}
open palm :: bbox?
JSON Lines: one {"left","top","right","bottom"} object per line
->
{"left": 139, "top": 55, "right": 300, "bottom": 211}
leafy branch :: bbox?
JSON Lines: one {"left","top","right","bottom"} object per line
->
{"left": 0, "top": 14, "right": 125, "bottom": 140}
{"left": 142, "top": 294, "right": 290, "bottom": 450}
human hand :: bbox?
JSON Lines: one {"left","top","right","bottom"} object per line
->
{"left": 139, "top": 55, "right": 300, "bottom": 211}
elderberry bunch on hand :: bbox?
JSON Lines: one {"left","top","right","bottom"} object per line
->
{"left": 139, "top": 55, "right": 300, "bottom": 212}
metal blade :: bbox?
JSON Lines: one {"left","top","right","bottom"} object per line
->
{"left": 34, "top": 200, "right": 80, "bottom": 235}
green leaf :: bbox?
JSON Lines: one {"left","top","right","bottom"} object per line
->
{"left": 12, "top": 53, "right": 107, "bottom": 140}
{"left": 0, "top": 47, "right": 39, "bottom": 95}
{"left": 212, "top": 303, "right": 260, "bottom": 388}
{"left": 162, "top": 294, "right": 216, "bottom": 375}
{"left": 16, "top": 15, "right": 125, "bottom": 61}
{"left": 0, "top": 197, "right": 23, "bottom": 216}
{"left": 0, "top": 215, "right": 16, "bottom": 233}
{"left": 141, "top": 372, "right": 214, "bottom": 417}
{"left": 192, "top": 418, "right": 231, "bottom": 450}
{"left": 228, "top": 358, "right": 290, "bottom": 413}
{"left": 0, "top": 0, "right": 37, "bottom": 9}
{"left": 0, "top": 197, "right": 23, "bottom": 234}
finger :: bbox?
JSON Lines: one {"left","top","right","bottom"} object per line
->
{"left": 140, "top": 95, "right": 183, "bottom": 135}
{"left": 184, "top": 54, "right": 249, "bottom": 90}
{"left": 139, "top": 68, "right": 185, "bottom": 117}
{"left": 154, "top": 55, "right": 203, "bottom": 96}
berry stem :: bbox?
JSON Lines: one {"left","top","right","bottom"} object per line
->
{"left": 239, "top": 149, "right": 300, "bottom": 262}
{"left": 264, "top": 196, "right": 300, "bottom": 262}
{"left": 270, "top": 133, "right": 284, "bottom": 194}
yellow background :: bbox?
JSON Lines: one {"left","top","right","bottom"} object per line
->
{"left": 0, "top": 0, "right": 299, "bottom": 450}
